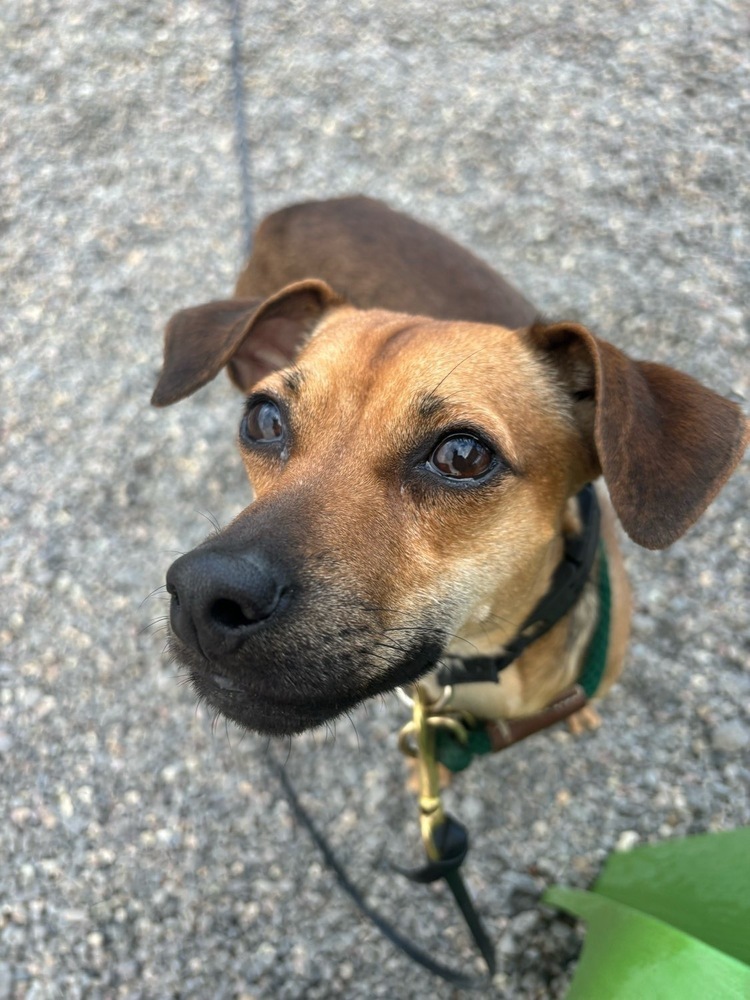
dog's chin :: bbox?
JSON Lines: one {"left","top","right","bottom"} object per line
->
{"left": 178, "top": 637, "right": 445, "bottom": 737}
{"left": 190, "top": 674, "right": 359, "bottom": 737}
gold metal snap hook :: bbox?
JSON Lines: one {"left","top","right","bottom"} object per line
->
{"left": 411, "top": 687, "right": 444, "bottom": 860}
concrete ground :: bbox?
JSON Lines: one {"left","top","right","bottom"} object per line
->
{"left": 2, "top": 0, "right": 748, "bottom": 997}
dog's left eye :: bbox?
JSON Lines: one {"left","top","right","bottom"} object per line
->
{"left": 241, "top": 400, "right": 284, "bottom": 443}
{"left": 428, "top": 434, "right": 494, "bottom": 480}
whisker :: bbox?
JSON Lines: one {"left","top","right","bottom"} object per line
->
{"left": 365, "top": 647, "right": 409, "bottom": 669}
{"left": 430, "top": 346, "right": 490, "bottom": 395}
{"left": 343, "top": 711, "right": 361, "bottom": 752}
{"left": 139, "top": 585, "right": 168, "bottom": 609}
{"left": 323, "top": 720, "right": 336, "bottom": 748}
{"left": 381, "top": 627, "right": 484, "bottom": 655}
{"left": 140, "top": 617, "right": 170, "bottom": 636}
{"left": 194, "top": 508, "right": 222, "bottom": 534}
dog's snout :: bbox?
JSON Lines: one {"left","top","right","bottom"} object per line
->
{"left": 166, "top": 549, "right": 286, "bottom": 660}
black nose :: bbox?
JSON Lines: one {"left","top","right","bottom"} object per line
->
{"left": 166, "top": 549, "right": 285, "bottom": 660}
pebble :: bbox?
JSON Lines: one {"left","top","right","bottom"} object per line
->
{"left": 615, "top": 830, "right": 640, "bottom": 852}
{"left": 711, "top": 721, "right": 750, "bottom": 754}
{"left": 511, "top": 910, "right": 540, "bottom": 936}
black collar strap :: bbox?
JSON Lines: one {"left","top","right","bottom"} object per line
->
{"left": 436, "top": 483, "right": 601, "bottom": 686}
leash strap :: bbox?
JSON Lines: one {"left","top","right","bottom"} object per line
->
{"left": 228, "top": 0, "right": 255, "bottom": 259}
{"left": 394, "top": 812, "right": 496, "bottom": 982}
{"left": 267, "top": 751, "right": 493, "bottom": 989}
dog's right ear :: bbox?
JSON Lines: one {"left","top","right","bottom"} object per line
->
{"left": 529, "top": 320, "right": 749, "bottom": 549}
{"left": 151, "top": 279, "right": 344, "bottom": 406}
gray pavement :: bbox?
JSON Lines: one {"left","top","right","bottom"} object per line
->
{"left": 2, "top": 1, "right": 749, "bottom": 997}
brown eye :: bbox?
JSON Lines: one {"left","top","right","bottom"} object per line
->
{"left": 241, "top": 400, "right": 284, "bottom": 443}
{"left": 428, "top": 434, "right": 494, "bottom": 480}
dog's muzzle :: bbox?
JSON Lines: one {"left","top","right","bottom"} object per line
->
{"left": 163, "top": 535, "right": 445, "bottom": 737}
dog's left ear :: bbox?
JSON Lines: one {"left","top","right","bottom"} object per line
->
{"left": 151, "top": 279, "right": 344, "bottom": 406}
{"left": 529, "top": 321, "right": 749, "bottom": 549}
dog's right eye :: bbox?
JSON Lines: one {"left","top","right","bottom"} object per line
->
{"left": 241, "top": 400, "right": 284, "bottom": 443}
{"left": 427, "top": 434, "right": 494, "bottom": 480}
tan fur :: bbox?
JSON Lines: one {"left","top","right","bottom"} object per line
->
{"left": 153, "top": 198, "right": 748, "bottom": 737}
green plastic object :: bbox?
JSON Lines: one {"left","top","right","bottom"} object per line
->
{"left": 544, "top": 828, "right": 750, "bottom": 999}
{"left": 435, "top": 726, "right": 492, "bottom": 772}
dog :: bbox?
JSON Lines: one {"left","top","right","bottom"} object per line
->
{"left": 152, "top": 196, "right": 748, "bottom": 739}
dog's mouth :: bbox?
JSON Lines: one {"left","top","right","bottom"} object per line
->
{"left": 192, "top": 671, "right": 345, "bottom": 735}
{"left": 181, "top": 635, "right": 445, "bottom": 737}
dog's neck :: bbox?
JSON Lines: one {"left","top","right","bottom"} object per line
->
{"left": 436, "top": 485, "right": 601, "bottom": 687}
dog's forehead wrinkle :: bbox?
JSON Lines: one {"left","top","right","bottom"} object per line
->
{"left": 376, "top": 318, "right": 436, "bottom": 359}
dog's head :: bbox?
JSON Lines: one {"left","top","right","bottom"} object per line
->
{"left": 153, "top": 280, "right": 748, "bottom": 736}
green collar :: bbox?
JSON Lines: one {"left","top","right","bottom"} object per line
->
{"left": 578, "top": 544, "right": 611, "bottom": 699}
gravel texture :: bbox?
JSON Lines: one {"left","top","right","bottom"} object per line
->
{"left": 2, "top": 1, "right": 748, "bottom": 997}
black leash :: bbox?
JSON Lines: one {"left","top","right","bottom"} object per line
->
{"left": 266, "top": 750, "right": 495, "bottom": 989}
{"left": 229, "top": 0, "right": 255, "bottom": 260}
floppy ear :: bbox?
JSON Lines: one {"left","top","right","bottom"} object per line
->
{"left": 530, "top": 321, "right": 749, "bottom": 550}
{"left": 151, "top": 279, "right": 344, "bottom": 406}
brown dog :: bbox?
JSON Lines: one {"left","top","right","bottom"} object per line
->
{"left": 152, "top": 196, "right": 748, "bottom": 738}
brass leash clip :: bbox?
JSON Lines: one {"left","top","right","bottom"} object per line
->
{"left": 394, "top": 685, "right": 497, "bottom": 980}
{"left": 397, "top": 684, "right": 469, "bottom": 861}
